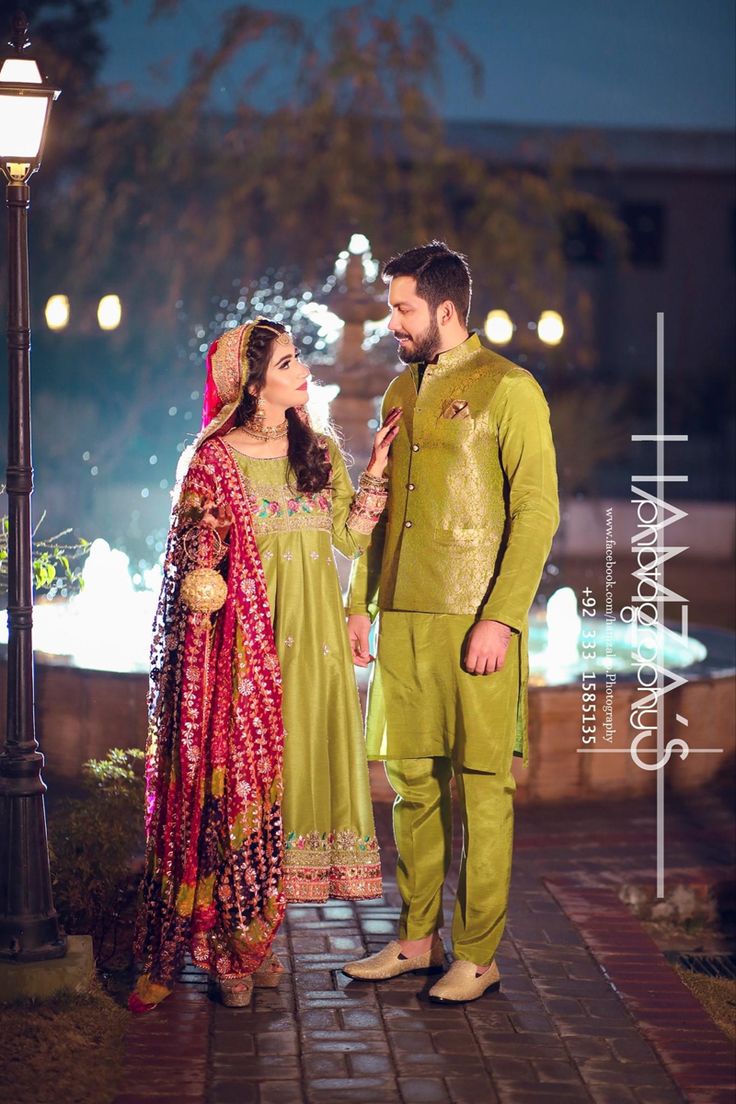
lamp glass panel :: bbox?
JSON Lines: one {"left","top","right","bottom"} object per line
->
{"left": 0, "top": 94, "right": 48, "bottom": 157}
{"left": 0, "top": 58, "right": 42, "bottom": 83}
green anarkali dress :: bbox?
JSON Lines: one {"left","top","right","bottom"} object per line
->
{"left": 228, "top": 438, "right": 382, "bottom": 903}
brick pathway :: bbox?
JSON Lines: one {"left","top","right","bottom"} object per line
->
{"left": 116, "top": 791, "right": 735, "bottom": 1104}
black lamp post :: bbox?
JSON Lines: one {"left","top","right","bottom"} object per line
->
{"left": 0, "top": 11, "right": 62, "bottom": 962}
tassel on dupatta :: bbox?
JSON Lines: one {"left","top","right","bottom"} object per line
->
{"left": 134, "top": 438, "right": 285, "bottom": 986}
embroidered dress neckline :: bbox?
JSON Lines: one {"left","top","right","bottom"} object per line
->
{"left": 226, "top": 443, "right": 288, "bottom": 461}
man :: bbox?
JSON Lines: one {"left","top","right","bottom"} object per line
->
{"left": 342, "top": 241, "right": 559, "bottom": 1003}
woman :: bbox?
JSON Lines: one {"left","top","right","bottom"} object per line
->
{"left": 130, "top": 318, "right": 399, "bottom": 1011}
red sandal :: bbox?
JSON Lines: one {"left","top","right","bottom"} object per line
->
{"left": 128, "top": 975, "right": 173, "bottom": 1014}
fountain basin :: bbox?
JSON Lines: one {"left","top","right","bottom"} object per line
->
{"left": 520, "top": 623, "right": 734, "bottom": 803}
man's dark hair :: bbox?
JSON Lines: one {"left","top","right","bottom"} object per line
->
{"left": 382, "top": 241, "right": 472, "bottom": 324}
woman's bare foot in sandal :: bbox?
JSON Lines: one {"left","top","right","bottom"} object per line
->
{"left": 253, "top": 950, "right": 284, "bottom": 989}
{"left": 218, "top": 974, "right": 254, "bottom": 1007}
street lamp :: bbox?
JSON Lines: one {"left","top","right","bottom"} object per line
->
{"left": 0, "top": 12, "right": 63, "bottom": 961}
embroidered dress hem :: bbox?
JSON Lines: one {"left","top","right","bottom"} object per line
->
{"left": 284, "top": 830, "right": 382, "bottom": 903}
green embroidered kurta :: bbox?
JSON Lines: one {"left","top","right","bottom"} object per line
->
{"left": 229, "top": 439, "right": 381, "bottom": 902}
{"left": 347, "top": 333, "right": 559, "bottom": 771}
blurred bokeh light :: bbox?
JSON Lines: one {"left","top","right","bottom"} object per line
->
{"left": 485, "top": 309, "right": 514, "bottom": 345}
{"left": 45, "top": 294, "right": 70, "bottom": 331}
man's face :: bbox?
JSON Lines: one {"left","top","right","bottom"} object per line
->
{"left": 387, "top": 276, "right": 441, "bottom": 364}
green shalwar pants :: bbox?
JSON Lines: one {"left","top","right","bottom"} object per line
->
{"left": 386, "top": 757, "right": 516, "bottom": 966}
{"left": 366, "top": 611, "right": 520, "bottom": 966}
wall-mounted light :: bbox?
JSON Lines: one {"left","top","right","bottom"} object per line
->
{"left": 484, "top": 309, "right": 513, "bottom": 345}
{"left": 538, "top": 310, "right": 564, "bottom": 346}
{"left": 97, "top": 294, "right": 122, "bottom": 331}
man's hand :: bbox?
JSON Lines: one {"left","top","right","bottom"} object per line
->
{"left": 463, "top": 619, "right": 512, "bottom": 675}
{"left": 347, "top": 614, "right": 373, "bottom": 667}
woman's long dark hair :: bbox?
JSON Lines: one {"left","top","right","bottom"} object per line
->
{"left": 233, "top": 319, "right": 331, "bottom": 493}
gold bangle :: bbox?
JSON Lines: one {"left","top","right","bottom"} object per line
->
{"left": 359, "top": 471, "right": 388, "bottom": 491}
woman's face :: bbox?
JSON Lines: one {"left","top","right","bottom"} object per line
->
{"left": 255, "top": 337, "right": 310, "bottom": 412}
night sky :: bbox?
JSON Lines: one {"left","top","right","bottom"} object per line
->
{"left": 100, "top": 0, "right": 736, "bottom": 129}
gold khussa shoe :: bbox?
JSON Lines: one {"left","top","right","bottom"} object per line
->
{"left": 342, "top": 933, "right": 445, "bottom": 980}
{"left": 253, "top": 950, "right": 285, "bottom": 988}
{"left": 218, "top": 974, "right": 254, "bottom": 1007}
{"left": 428, "top": 958, "right": 501, "bottom": 1003}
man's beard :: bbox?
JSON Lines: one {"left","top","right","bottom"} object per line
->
{"left": 396, "top": 316, "right": 441, "bottom": 364}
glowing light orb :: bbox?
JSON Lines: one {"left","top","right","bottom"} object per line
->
{"left": 484, "top": 310, "right": 513, "bottom": 345}
{"left": 538, "top": 310, "right": 564, "bottom": 346}
{"left": 348, "top": 233, "right": 371, "bottom": 255}
{"left": 45, "top": 294, "right": 70, "bottom": 331}
{"left": 97, "top": 294, "right": 122, "bottom": 331}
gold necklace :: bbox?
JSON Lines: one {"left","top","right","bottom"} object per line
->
{"left": 240, "top": 419, "right": 288, "bottom": 441}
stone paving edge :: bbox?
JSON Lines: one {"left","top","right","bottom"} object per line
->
{"left": 545, "top": 878, "right": 736, "bottom": 1103}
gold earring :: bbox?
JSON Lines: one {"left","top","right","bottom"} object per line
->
{"left": 249, "top": 395, "right": 266, "bottom": 432}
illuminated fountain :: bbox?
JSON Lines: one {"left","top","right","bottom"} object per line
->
{"left": 538, "top": 586, "right": 582, "bottom": 683}
{"left": 318, "top": 234, "right": 396, "bottom": 468}
{"left": 3, "top": 560, "right": 732, "bottom": 801}
{"left": 529, "top": 585, "right": 708, "bottom": 686}
{"left": 0, "top": 569, "right": 710, "bottom": 680}
{"left": 2, "top": 540, "right": 162, "bottom": 673}
{"left": 0, "top": 541, "right": 160, "bottom": 778}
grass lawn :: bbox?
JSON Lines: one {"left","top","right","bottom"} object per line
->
{"left": 1, "top": 985, "right": 127, "bottom": 1104}
{"left": 675, "top": 966, "right": 736, "bottom": 1041}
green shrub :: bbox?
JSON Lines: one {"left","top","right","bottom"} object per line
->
{"left": 49, "top": 748, "right": 145, "bottom": 960}
{"left": 0, "top": 511, "right": 88, "bottom": 600}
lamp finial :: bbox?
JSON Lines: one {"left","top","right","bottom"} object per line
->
{"left": 9, "top": 11, "right": 31, "bottom": 55}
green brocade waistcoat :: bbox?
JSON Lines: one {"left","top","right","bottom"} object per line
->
{"left": 347, "top": 333, "right": 560, "bottom": 763}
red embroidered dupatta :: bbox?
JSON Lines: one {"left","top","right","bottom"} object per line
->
{"left": 134, "top": 438, "right": 285, "bottom": 985}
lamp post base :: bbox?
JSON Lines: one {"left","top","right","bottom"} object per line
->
{"left": 0, "top": 779, "right": 66, "bottom": 961}
{"left": 0, "top": 935, "right": 93, "bottom": 1003}
{"left": 0, "top": 924, "right": 66, "bottom": 963}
